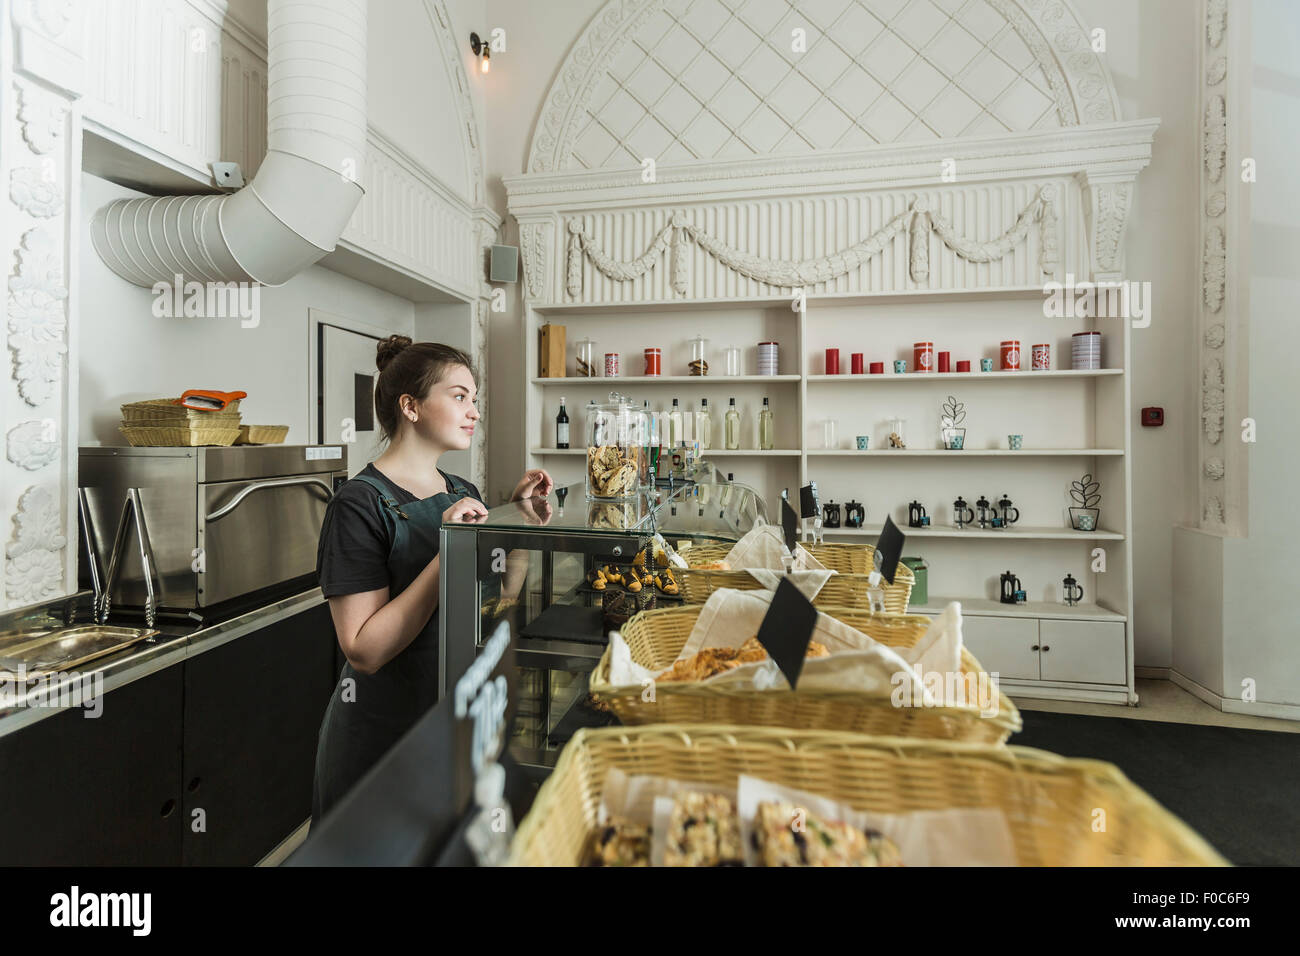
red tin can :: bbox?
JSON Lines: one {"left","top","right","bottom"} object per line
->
{"left": 605, "top": 352, "right": 620, "bottom": 376}
{"left": 869, "top": 361, "right": 884, "bottom": 374}
{"left": 825, "top": 348, "right": 840, "bottom": 375}
{"left": 956, "top": 360, "right": 971, "bottom": 372}
{"left": 937, "top": 351, "right": 951, "bottom": 373}
{"left": 851, "top": 353, "right": 864, "bottom": 374}
{"left": 1000, "top": 340, "right": 1021, "bottom": 370}
{"left": 644, "top": 347, "right": 661, "bottom": 376}
{"left": 1031, "top": 343, "right": 1050, "bottom": 370}
{"left": 914, "top": 341, "right": 935, "bottom": 373}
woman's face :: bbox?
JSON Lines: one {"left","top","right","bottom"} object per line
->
{"left": 402, "top": 364, "right": 479, "bottom": 451}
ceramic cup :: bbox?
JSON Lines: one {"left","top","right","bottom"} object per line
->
{"left": 1077, "top": 513, "right": 1096, "bottom": 531}
{"left": 856, "top": 435, "right": 869, "bottom": 450}
{"left": 980, "top": 358, "right": 994, "bottom": 372}
{"left": 1008, "top": 434, "right": 1023, "bottom": 450}
{"left": 894, "top": 359, "right": 907, "bottom": 374}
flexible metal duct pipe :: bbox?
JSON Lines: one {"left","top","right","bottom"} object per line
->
{"left": 91, "top": 0, "right": 367, "bottom": 287}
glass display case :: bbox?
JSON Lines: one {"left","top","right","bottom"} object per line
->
{"left": 439, "top": 463, "right": 763, "bottom": 776}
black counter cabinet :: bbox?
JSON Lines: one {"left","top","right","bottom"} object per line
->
{"left": 0, "top": 596, "right": 338, "bottom": 866}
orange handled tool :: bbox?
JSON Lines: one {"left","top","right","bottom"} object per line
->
{"left": 176, "top": 389, "right": 247, "bottom": 411}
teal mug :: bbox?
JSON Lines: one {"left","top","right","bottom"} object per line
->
{"left": 980, "top": 358, "right": 994, "bottom": 372}
{"left": 893, "top": 360, "right": 907, "bottom": 373}
{"left": 856, "top": 436, "right": 869, "bottom": 450}
{"left": 1008, "top": 434, "right": 1022, "bottom": 450}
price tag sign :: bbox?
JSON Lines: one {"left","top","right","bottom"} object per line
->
{"left": 780, "top": 497, "right": 799, "bottom": 553}
{"left": 755, "top": 577, "right": 818, "bottom": 689}
{"left": 799, "top": 481, "right": 820, "bottom": 519}
{"left": 454, "top": 621, "right": 513, "bottom": 777}
{"left": 875, "top": 515, "right": 905, "bottom": 584}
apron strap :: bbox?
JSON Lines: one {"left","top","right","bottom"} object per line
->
{"left": 353, "top": 473, "right": 410, "bottom": 519}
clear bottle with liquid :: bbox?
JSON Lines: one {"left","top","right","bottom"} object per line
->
{"left": 667, "top": 398, "right": 683, "bottom": 446}
{"left": 758, "top": 397, "right": 774, "bottom": 450}
{"left": 696, "top": 398, "right": 712, "bottom": 450}
{"left": 724, "top": 398, "right": 740, "bottom": 450}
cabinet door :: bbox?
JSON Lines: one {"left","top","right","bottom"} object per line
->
{"left": 960, "top": 616, "right": 1040, "bottom": 681}
{"left": 0, "top": 666, "right": 183, "bottom": 865}
{"left": 1038, "top": 620, "right": 1127, "bottom": 684}
{"left": 182, "top": 603, "right": 337, "bottom": 865}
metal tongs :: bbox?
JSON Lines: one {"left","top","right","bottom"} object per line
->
{"left": 81, "top": 488, "right": 161, "bottom": 626}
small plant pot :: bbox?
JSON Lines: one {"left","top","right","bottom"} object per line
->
{"left": 1069, "top": 507, "right": 1100, "bottom": 532}
{"left": 941, "top": 427, "right": 966, "bottom": 450}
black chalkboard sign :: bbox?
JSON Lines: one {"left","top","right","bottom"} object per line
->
{"left": 755, "top": 577, "right": 818, "bottom": 689}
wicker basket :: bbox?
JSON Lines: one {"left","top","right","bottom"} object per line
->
{"left": 235, "top": 424, "right": 289, "bottom": 445}
{"left": 589, "top": 603, "right": 1020, "bottom": 743}
{"left": 120, "top": 398, "right": 242, "bottom": 421}
{"left": 119, "top": 423, "right": 241, "bottom": 447}
{"left": 508, "top": 725, "right": 1228, "bottom": 866}
{"left": 679, "top": 542, "right": 914, "bottom": 613}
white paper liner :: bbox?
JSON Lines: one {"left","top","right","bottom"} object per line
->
{"left": 721, "top": 521, "right": 826, "bottom": 571}
{"left": 737, "top": 774, "right": 1018, "bottom": 866}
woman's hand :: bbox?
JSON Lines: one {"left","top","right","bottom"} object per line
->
{"left": 442, "top": 497, "right": 489, "bottom": 523}
{"left": 510, "top": 468, "right": 554, "bottom": 502}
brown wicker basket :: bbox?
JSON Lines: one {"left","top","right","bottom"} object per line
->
{"left": 120, "top": 398, "right": 242, "bottom": 421}
{"left": 119, "top": 423, "right": 241, "bottom": 447}
{"left": 679, "top": 541, "right": 914, "bottom": 613}
{"left": 235, "top": 424, "right": 289, "bottom": 445}
{"left": 508, "top": 725, "right": 1228, "bottom": 866}
{"left": 589, "top": 603, "right": 1020, "bottom": 743}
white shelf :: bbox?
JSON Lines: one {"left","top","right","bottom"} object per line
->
{"left": 807, "top": 448, "right": 1124, "bottom": 457}
{"left": 532, "top": 375, "right": 800, "bottom": 385}
{"left": 530, "top": 448, "right": 799, "bottom": 457}
{"left": 531, "top": 286, "right": 1049, "bottom": 314}
{"left": 806, "top": 369, "right": 1121, "bottom": 382}
{"left": 823, "top": 525, "right": 1124, "bottom": 541}
{"left": 911, "top": 596, "right": 1127, "bottom": 622}
{"left": 529, "top": 448, "right": 586, "bottom": 455}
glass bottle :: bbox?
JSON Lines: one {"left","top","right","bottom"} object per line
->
{"left": 696, "top": 398, "right": 712, "bottom": 450}
{"left": 758, "top": 397, "right": 774, "bottom": 450}
{"left": 724, "top": 398, "right": 740, "bottom": 450}
{"left": 555, "top": 397, "right": 569, "bottom": 449}
{"left": 667, "top": 398, "right": 683, "bottom": 446}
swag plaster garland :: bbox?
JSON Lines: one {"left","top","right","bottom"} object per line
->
{"left": 565, "top": 188, "right": 1058, "bottom": 298}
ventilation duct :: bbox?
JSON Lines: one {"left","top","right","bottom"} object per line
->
{"left": 91, "top": 0, "right": 367, "bottom": 288}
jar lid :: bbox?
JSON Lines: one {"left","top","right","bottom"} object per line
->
{"left": 758, "top": 341, "right": 779, "bottom": 345}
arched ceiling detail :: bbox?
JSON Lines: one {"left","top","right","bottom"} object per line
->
{"left": 527, "top": 0, "right": 1120, "bottom": 173}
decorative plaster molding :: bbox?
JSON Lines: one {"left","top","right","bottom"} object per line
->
{"left": 519, "top": 222, "right": 547, "bottom": 301}
{"left": 1207, "top": 0, "right": 1227, "bottom": 48}
{"left": 16, "top": 82, "right": 67, "bottom": 154}
{"left": 1092, "top": 183, "right": 1131, "bottom": 273}
{"left": 564, "top": 190, "right": 1057, "bottom": 298}
{"left": 1206, "top": 57, "right": 1227, "bottom": 86}
{"left": 7, "top": 227, "right": 68, "bottom": 408}
{"left": 1201, "top": 359, "right": 1224, "bottom": 444}
{"left": 1205, "top": 191, "right": 1225, "bottom": 217}
{"left": 1203, "top": 226, "right": 1225, "bottom": 313}
{"left": 7, "top": 421, "right": 59, "bottom": 470}
{"left": 1204, "top": 458, "right": 1224, "bottom": 480}
{"left": 420, "top": 0, "right": 485, "bottom": 205}
{"left": 1203, "top": 95, "right": 1226, "bottom": 183}
{"left": 1205, "top": 323, "right": 1224, "bottom": 348}
{"left": 9, "top": 165, "right": 63, "bottom": 218}
{"left": 5, "top": 485, "right": 67, "bottom": 605}
{"left": 13, "top": 0, "right": 75, "bottom": 37}
{"left": 1204, "top": 496, "right": 1224, "bottom": 524}
{"left": 527, "top": 0, "right": 1120, "bottom": 173}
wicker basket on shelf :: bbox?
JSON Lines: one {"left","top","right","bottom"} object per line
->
{"left": 118, "top": 423, "right": 242, "bottom": 447}
{"left": 588, "top": 603, "right": 1019, "bottom": 743}
{"left": 235, "top": 424, "right": 289, "bottom": 445}
{"left": 678, "top": 542, "right": 914, "bottom": 612}
{"left": 120, "top": 398, "right": 242, "bottom": 421}
{"left": 508, "top": 724, "right": 1229, "bottom": 867}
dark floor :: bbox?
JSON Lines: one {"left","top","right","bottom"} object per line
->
{"left": 1013, "top": 711, "right": 1300, "bottom": 866}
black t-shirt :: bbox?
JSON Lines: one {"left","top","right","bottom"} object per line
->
{"left": 316, "top": 463, "right": 484, "bottom": 599}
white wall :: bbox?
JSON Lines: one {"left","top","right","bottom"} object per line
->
{"left": 78, "top": 173, "right": 416, "bottom": 447}
{"left": 481, "top": 0, "right": 1200, "bottom": 671}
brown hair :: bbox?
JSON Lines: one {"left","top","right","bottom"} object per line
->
{"left": 373, "top": 335, "right": 476, "bottom": 441}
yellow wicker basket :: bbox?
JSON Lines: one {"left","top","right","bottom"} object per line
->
{"left": 679, "top": 542, "right": 914, "bottom": 613}
{"left": 589, "top": 603, "right": 1020, "bottom": 743}
{"left": 119, "top": 423, "right": 241, "bottom": 447}
{"left": 508, "top": 725, "right": 1228, "bottom": 866}
{"left": 235, "top": 424, "right": 289, "bottom": 445}
{"left": 120, "top": 398, "right": 242, "bottom": 421}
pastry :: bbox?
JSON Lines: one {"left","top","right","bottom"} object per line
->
{"left": 664, "top": 792, "right": 742, "bottom": 866}
{"left": 753, "top": 801, "right": 904, "bottom": 867}
{"left": 657, "top": 637, "right": 831, "bottom": 682}
{"left": 587, "top": 819, "right": 650, "bottom": 866}
{"left": 695, "top": 559, "right": 731, "bottom": 570}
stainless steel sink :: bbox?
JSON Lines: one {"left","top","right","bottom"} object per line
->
{"left": 0, "top": 625, "right": 159, "bottom": 678}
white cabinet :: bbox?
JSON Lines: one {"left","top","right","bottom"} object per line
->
{"left": 961, "top": 617, "right": 1041, "bottom": 681}
{"left": 1039, "top": 620, "right": 1127, "bottom": 685}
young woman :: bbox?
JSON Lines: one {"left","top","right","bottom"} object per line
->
{"left": 311, "top": 336, "right": 552, "bottom": 824}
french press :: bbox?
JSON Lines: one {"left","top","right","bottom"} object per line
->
{"left": 844, "top": 500, "right": 865, "bottom": 528}
{"left": 1063, "top": 573, "right": 1084, "bottom": 606}
{"left": 823, "top": 500, "right": 842, "bottom": 528}
{"left": 953, "top": 496, "right": 974, "bottom": 528}
{"left": 1000, "top": 570, "right": 1023, "bottom": 605}
{"left": 975, "top": 495, "right": 993, "bottom": 529}
{"left": 997, "top": 494, "right": 1020, "bottom": 529}
{"left": 908, "top": 500, "right": 929, "bottom": 528}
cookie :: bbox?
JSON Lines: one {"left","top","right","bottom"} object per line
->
{"left": 753, "top": 801, "right": 903, "bottom": 867}
{"left": 664, "top": 792, "right": 742, "bottom": 866}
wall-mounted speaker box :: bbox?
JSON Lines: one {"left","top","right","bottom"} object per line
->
{"left": 490, "top": 244, "right": 519, "bottom": 283}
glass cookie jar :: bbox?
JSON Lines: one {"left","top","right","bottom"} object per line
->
{"left": 585, "top": 396, "right": 648, "bottom": 500}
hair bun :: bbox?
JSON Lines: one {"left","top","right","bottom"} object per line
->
{"left": 376, "top": 334, "right": 413, "bottom": 372}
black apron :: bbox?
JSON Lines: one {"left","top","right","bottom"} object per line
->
{"left": 310, "top": 469, "right": 473, "bottom": 825}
